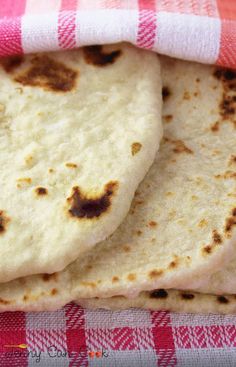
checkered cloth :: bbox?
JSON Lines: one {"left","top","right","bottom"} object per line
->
{"left": 1, "top": 0, "right": 236, "bottom": 366}
{"left": 0, "top": 0, "right": 236, "bottom": 68}
{"left": 0, "top": 303, "right": 236, "bottom": 366}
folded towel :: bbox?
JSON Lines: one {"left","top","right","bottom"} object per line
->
{"left": 0, "top": 0, "right": 235, "bottom": 68}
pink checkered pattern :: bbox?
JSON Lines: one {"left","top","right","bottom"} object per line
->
{"left": 0, "top": 303, "right": 236, "bottom": 366}
{"left": 0, "top": 0, "right": 235, "bottom": 68}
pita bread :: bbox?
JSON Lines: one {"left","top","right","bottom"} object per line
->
{"left": 76, "top": 290, "right": 236, "bottom": 315}
{"left": 69, "top": 56, "right": 236, "bottom": 298}
{"left": 0, "top": 57, "right": 234, "bottom": 313}
{"left": 0, "top": 43, "right": 163, "bottom": 282}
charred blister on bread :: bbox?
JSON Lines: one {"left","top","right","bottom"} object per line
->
{"left": 212, "top": 230, "right": 222, "bottom": 244}
{"left": 217, "top": 295, "right": 229, "bottom": 304}
{"left": 0, "top": 211, "right": 10, "bottom": 235}
{"left": 181, "top": 293, "right": 195, "bottom": 300}
{"left": 67, "top": 181, "right": 118, "bottom": 219}
{"left": 225, "top": 208, "right": 236, "bottom": 235}
{"left": 14, "top": 55, "right": 78, "bottom": 92}
{"left": 42, "top": 273, "right": 58, "bottom": 282}
{"left": 35, "top": 187, "right": 48, "bottom": 196}
{"left": 83, "top": 45, "right": 121, "bottom": 66}
{"left": 0, "top": 55, "right": 24, "bottom": 73}
{"left": 213, "top": 67, "right": 236, "bottom": 128}
{"left": 150, "top": 289, "right": 168, "bottom": 299}
{"left": 162, "top": 86, "right": 171, "bottom": 101}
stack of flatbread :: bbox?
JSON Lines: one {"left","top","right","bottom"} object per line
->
{"left": 0, "top": 43, "right": 235, "bottom": 314}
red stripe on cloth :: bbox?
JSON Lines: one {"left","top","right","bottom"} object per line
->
{"left": 137, "top": 0, "right": 157, "bottom": 49}
{"left": 151, "top": 311, "right": 177, "bottom": 366}
{"left": 0, "top": 0, "right": 26, "bottom": 17}
{"left": 216, "top": 0, "right": 236, "bottom": 68}
{"left": 0, "top": 0, "right": 26, "bottom": 57}
{"left": 0, "top": 312, "right": 27, "bottom": 367}
{"left": 217, "top": 0, "right": 236, "bottom": 20}
{"left": 65, "top": 303, "right": 88, "bottom": 367}
{"left": 58, "top": 0, "right": 77, "bottom": 49}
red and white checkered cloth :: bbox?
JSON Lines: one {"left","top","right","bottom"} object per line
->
{"left": 0, "top": 0, "right": 236, "bottom": 68}
{"left": 1, "top": 0, "right": 236, "bottom": 366}
{"left": 0, "top": 303, "right": 236, "bottom": 366}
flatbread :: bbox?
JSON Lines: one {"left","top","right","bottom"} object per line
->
{"left": 0, "top": 43, "right": 163, "bottom": 282}
{"left": 68, "top": 56, "right": 236, "bottom": 298}
{"left": 76, "top": 290, "right": 236, "bottom": 315}
{"left": 0, "top": 57, "right": 234, "bottom": 313}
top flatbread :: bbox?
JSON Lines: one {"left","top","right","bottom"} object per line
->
{"left": 0, "top": 56, "right": 234, "bottom": 312}
{"left": 0, "top": 43, "right": 163, "bottom": 282}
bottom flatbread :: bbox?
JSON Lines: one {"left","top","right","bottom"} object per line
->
{"left": 76, "top": 290, "right": 236, "bottom": 315}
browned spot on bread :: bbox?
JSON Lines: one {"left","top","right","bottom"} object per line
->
{"left": 42, "top": 273, "right": 58, "bottom": 282}
{"left": 35, "top": 187, "right": 48, "bottom": 196}
{"left": 0, "top": 297, "right": 10, "bottom": 305}
{"left": 163, "top": 115, "right": 173, "bottom": 123}
{"left": 217, "top": 295, "right": 229, "bottom": 304}
{"left": 81, "top": 281, "right": 97, "bottom": 288}
{"left": 65, "top": 163, "right": 77, "bottom": 168}
{"left": 127, "top": 273, "right": 136, "bottom": 281}
{"left": 0, "top": 55, "right": 24, "bottom": 73}
{"left": 219, "top": 94, "right": 236, "bottom": 121}
{"left": 0, "top": 211, "right": 10, "bottom": 234}
{"left": 225, "top": 208, "right": 236, "bottom": 234}
{"left": 212, "top": 229, "right": 222, "bottom": 244}
{"left": 213, "top": 68, "right": 236, "bottom": 128}
{"left": 131, "top": 142, "right": 142, "bottom": 156}
{"left": 149, "top": 269, "right": 163, "bottom": 279}
{"left": 83, "top": 45, "right": 121, "bottom": 66}
{"left": 112, "top": 276, "right": 119, "bottom": 283}
{"left": 214, "top": 68, "right": 236, "bottom": 83}
{"left": 150, "top": 289, "right": 168, "bottom": 299}
{"left": 181, "top": 293, "right": 195, "bottom": 300}
{"left": 173, "top": 140, "right": 193, "bottom": 154}
{"left": 136, "top": 230, "right": 142, "bottom": 236}
{"left": 23, "top": 295, "right": 29, "bottom": 302}
{"left": 198, "top": 218, "right": 207, "bottom": 228}
{"left": 165, "top": 191, "right": 174, "bottom": 197}
{"left": 51, "top": 288, "right": 58, "bottom": 296}
{"left": 228, "top": 155, "right": 236, "bottom": 166}
{"left": 202, "top": 245, "right": 212, "bottom": 254}
{"left": 123, "top": 245, "right": 131, "bottom": 252}
{"left": 15, "top": 55, "right": 78, "bottom": 92}
{"left": 48, "top": 168, "right": 54, "bottom": 173}
{"left": 17, "top": 177, "right": 32, "bottom": 187}
{"left": 194, "top": 92, "right": 199, "bottom": 97}
{"left": 211, "top": 121, "right": 219, "bottom": 132}
{"left": 162, "top": 86, "right": 171, "bottom": 101}
{"left": 215, "top": 170, "right": 236, "bottom": 179}
{"left": 183, "top": 91, "right": 190, "bottom": 100}
{"left": 149, "top": 221, "right": 157, "bottom": 228}
{"left": 168, "top": 260, "right": 177, "bottom": 269}
{"left": 196, "top": 78, "right": 200, "bottom": 82}
{"left": 165, "top": 137, "right": 193, "bottom": 154}
{"left": 134, "top": 200, "right": 144, "bottom": 206}
{"left": 67, "top": 181, "right": 118, "bottom": 219}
